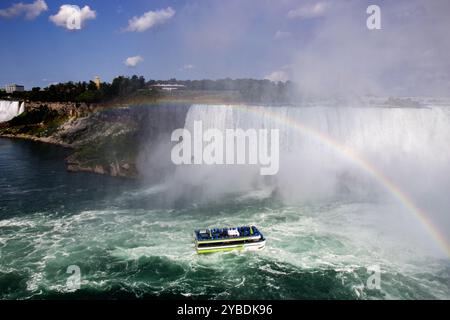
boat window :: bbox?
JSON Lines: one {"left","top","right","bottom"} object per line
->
{"left": 197, "top": 238, "right": 262, "bottom": 248}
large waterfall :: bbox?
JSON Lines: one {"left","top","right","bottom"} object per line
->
{"left": 0, "top": 100, "right": 25, "bottom": 123}
{"left": 167, "top": 103, "right": 450, "bottom": 223}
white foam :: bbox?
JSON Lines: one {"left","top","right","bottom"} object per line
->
{"left": 0, "top": 100, "right": 25, "bottom": 123}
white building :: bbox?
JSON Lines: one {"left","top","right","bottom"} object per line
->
{"left": 151, "top": 84, "right": 186, "bottom": 92}
{"left": 5, "top": 84, "right": 25, "bottom": 94}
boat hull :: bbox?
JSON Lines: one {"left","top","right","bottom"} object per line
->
{"left": 196, "top": 240, "right": 266, "bottom": 254}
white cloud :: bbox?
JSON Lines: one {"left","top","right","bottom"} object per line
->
{"left": 180, "top": 64, "right": 195, "bottom": 71}
{"left": 274, "top": 30, "right": 291, "bottom": 40}
{"left": 0, "top": 0, "right": 48, "bottom": 20}
{"left": 264, "top": 70, "right": 290, "bottom": 83}
{"left": 125, "top": 7, "right": 175, "bottom": 32}
{"left": 124, "top": 56, "right": 144, "bottom": 68}
{"left": 287, "top": 2, "right": 328, "bottom": 19}
{"left": 49, "top": 5, "right": 96, "bottom": 30}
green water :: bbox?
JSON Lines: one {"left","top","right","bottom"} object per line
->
{"left": 0, "top": 138, "right": 449, "bottom": 299}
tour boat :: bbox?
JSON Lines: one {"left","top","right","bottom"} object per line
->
{"left": 194, "top": 226, "right": 266, "bottom": 254}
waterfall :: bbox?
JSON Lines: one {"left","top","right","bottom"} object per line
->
{"left": 184, "top": 104, "right": 450, "bottom": 162}
{"left": 167, "top": 103, "right": 450, "bottom": 203}
{"left": 0, "top": 100, "right": 25, "bottom": 123}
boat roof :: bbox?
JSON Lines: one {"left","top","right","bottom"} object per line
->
{"left": 195, "top": 226, "right": 262, "bottom": 241}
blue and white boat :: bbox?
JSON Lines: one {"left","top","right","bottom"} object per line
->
{"left": 194, "top": 226, "right": 266, "bottom": 254}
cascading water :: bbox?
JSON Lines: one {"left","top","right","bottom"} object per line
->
{"left": 173, "top": 104, "right": 450, "bottom": 208}
{"left": 0, "top": 100, "right": 25, "bottom": 123}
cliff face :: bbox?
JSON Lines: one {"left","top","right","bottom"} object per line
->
{"left": 25, "top": 101, "right": 98, "bottom": 117}
{"left": 0, "top": 101, "right": 190, "bottom": 178}
{"left": 64, "top": 105, "right": 189, "bottom": 178}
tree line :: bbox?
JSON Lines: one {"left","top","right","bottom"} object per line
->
{"left": 1, "top": 76, "right": 295, "bottom": 104}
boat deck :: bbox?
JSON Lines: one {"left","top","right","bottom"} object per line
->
{"left": 195, "top": 226, "right": 263, "bottom": 242}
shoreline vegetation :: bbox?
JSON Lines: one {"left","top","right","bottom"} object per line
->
{"left": 0, "top": 76, "right": 295, "bottom": 178}
{"left": 0, "top": 76, "right": 295, "bottom": 104}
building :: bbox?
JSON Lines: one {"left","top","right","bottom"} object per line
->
{"left": 5, "top": 84, "right": 25, "bottom": 94}
{"left": 150, "top": 84, "right": 186, "bottom": 92}
{"left": 94, "top": 76, "right": 101, "bottom": 89}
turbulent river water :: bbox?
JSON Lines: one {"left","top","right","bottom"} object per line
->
{"left": 1, "top": 102, "right": 450, "bottom": 299}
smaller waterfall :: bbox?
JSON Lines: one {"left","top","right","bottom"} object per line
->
{"left": 0, "top": 100, "right": 25, "bottom": 123}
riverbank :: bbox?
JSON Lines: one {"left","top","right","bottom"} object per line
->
{"left": 0, "top": 99, "right": 192, "bottom": 179}
{"left": 0, "top": 133, "right": 73, "bottom": 148}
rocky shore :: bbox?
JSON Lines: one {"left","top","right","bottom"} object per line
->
{"left": 0, "top": 100, "right": 189, "bottom": 178}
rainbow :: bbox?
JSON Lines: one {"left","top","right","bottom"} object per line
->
{"left": 226, "top": 104, "right": 450, "bottom": 258}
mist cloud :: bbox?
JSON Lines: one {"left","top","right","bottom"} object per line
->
{"left": 290, "top": 0, "right": 450, "bottom": 97}
{"left": 265, "top": 70, "right": 290, "bottom": 83}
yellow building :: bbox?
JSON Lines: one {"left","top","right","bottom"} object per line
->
{"left": 94, "top": 76, "right": 101, "bottom": 89}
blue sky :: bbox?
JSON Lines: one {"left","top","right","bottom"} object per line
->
{"left": 1, "top": 0, "right": 449, "bottom": 96}
{"left": 0, "top": 0, "right": 310, "bottom": 88}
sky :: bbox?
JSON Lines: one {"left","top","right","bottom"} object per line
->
{"left": 0, "top": 0, "right": 449, "bottom": 96}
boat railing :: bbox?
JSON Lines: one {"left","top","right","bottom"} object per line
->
{"left": 195, "top": 226, "right": 262, "bottom": 241}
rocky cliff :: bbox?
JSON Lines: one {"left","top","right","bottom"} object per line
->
{"left": 0, "top": 101, "right": 189, "bottom": 178}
